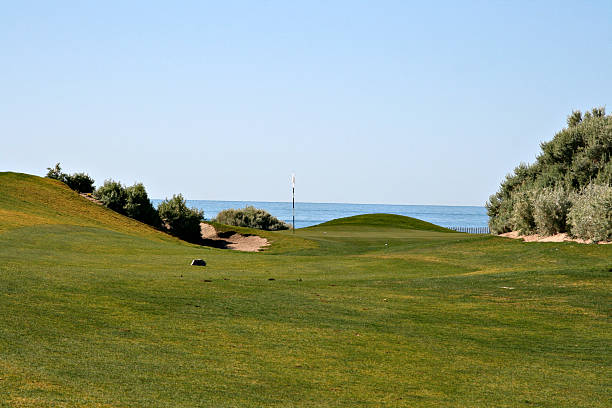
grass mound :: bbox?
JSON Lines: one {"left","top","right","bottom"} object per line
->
{"left": 311, "top": 213, "right": 453, "bottom": 232}
{"left": 0, "top": 172, "right": 172, "bottom": 241}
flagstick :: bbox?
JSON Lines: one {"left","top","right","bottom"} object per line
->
{"left": 292, "top": 186, "right": 295, "bottom": 234}
{"left": 291, "top": 174, "right": 295, "bottom": 233}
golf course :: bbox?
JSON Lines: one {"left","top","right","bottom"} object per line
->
{"left": 0, "top": 172, "right": 610, "bottom": 407}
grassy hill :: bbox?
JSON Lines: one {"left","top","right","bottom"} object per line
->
{"left": 310, "top": 213, "right": 453, "bottom": 232}
{"left": 0, "top": 172, "right": 171, "bottom": 239}
{"left": 0, "top": 173, "right": 610, "bottom": 407}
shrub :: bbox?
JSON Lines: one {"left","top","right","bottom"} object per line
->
{"left": 125, "top": 183, "right": 160, "bottom": 227}
{"left": 511, "top": 191, "right": 536, "bottom": 235}
{"left": 95, "top": 180, "right": 127, "bottom": 213}
{"left": 45, "top": 163, "right": 95, "bottom": 193}
{"left": 486, "top": 193, "right": 512, "bottom": 234}
{"left": 158, "top": 194, "right": 203, "bottom": 242}
{"left": 46, "top": 163, "right": 64, "bottom": 180}
{"left": 214, "top": 206, "right": 289, "bottom": 231}
{"left": 533, "top": 187, "right": 571, "bottom": 235}
{"left": 567, "top": 184, "right": 612, "bottom": 242}
{"left": 488, "top": 108, "right": 612, "bottom": 235}
{"left": 63, "top": 172, "right": 95, "bottom": 193}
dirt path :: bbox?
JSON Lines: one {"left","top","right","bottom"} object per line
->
{"left": 200, "top": 223, "right": 269, "bottom": 252}
{"left": 79, "top": 193, "right": 104, "bottom": 205}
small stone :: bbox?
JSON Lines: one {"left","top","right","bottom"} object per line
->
{"left": 191, "top": 259, "right": 206, "bottom": 266}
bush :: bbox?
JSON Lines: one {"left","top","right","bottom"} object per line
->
{"left": 486, "top": 193, "right": 513, "bottom": 234}
{"left": 125, "top": 183, "right": 160, "bottom": 227}
{"left": 64, "top": 172, "right": 95, "bottom": 193}
{"left": 158, "top": 194, "right": 203, "bottom": 242}
{"left": 214, "top": 206, "right": 289, "bottom": 231}
{"left": 533, "top": 187, "right": 571, "bottom": 235}
{"left": 511, "top": 191, "right": 536, "bottom": 235}
{"left": 45, "top": 163, "right": 95, "bottom": 193}
{"left": 488, "top": 108, "right": 612, "bottom": 235}
{"left": 95, "top": 180, "right": 127, "bottom": 213}
{"left": 567, "top": 184, "right": 612, "bottom": 242}
{"left": 46, "top": 163, "right": 64, "bottom": 180}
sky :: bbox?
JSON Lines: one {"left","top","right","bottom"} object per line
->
{"left": 2, "top": 1, "right": 611, "bottom": 205}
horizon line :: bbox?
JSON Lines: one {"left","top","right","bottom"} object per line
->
{"left": 150, "top": 198, "right": 486, "bottom": 208}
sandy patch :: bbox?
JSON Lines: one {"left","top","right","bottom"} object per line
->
{"left": 78, "top": 195, "right": 269, "bottom": 251}
{"left": 200, "top": 223, "right": 269, "bottom": 252}
{"left": 499, "top": 231, "right": 610, "bottom": 244}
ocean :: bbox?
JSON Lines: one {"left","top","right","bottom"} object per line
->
{"left": 152, "top": 200, "right": 489, "bottom": 229}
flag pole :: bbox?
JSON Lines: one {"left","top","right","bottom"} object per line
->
{"left": 291, "top": 174, "right": 295, "bottom": 233}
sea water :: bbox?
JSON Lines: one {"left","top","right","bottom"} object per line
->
{"left": 152, "top": 200, "right": 488, "bottom": 229}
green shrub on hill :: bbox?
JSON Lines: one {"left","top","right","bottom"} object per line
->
{"left": 158, "top": 194, "right": 204, "bottom": 242}
{"left": 125, "top": 183, "right": 161, "bottom": 227}
{"left": 487, "top": 107, "right": 612, "bottom": 241}
{"left": 214, "top": 206, "right": 290, "bottom": 231}
{"left": 95, "top": 180, "right": 128, "bottom": 213}
{"left": 63, "top": 172, "right": 96, "bottom": 194}
{"left": 46, "top": 163, "right": 64, "bottom": 180}
{"left": 45, "top": 163, "right": 95, "bottom": 193}
{"left": 95, "top": 180, "right": 160, "bottom": 228}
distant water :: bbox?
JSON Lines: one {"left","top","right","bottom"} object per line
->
{"left": 152, "top": 199, "right": 488, "bottom": 229}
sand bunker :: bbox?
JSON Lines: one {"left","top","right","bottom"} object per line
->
{"left": 78, "top": 194, "right": 269, "bottom": 251}
{"left": 499, "top": 231, "right": 610, "bottom": 245}
{"left": 200, "top": 223, "right": 269, "bottom": 252}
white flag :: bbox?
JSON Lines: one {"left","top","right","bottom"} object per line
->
{"left": 291, "top": 173, "right": 295, "bottom": 188}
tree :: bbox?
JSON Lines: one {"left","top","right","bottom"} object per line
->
{"left": 95, "top": 180, "right": 127, "bottom": 213}
{"left": 46, "top": 163, "right": 95, "bottom": 193}
{"left": 125, "top": 183, "right": 160, "bottom": 227}
{"left": 567, "top": 110, "right": 582, "bottom": 127}
{"left": 46, "top": 163, "right": 65, "bottom": 181}
{"left": 158, "top": 194, "right": 203, "bottom": 242}
{"left": 591, "top": 106, "right": 606, "bottom": 118}
{"left": 64, "top": 172, "right": 95, "bottom": 193}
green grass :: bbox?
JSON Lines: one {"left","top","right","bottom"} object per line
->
{"left": 0, "top": 172, "right": 610, "bottom": 407}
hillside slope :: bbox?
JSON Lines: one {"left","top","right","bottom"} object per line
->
{"left": 0, "top": 172, "right": 177, "bottom": 241}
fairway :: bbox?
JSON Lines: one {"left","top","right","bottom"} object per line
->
{"left": 1, "top": 173, "right": 610, "bottom": 407}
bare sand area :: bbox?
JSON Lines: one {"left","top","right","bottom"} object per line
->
{"left": 500, "top": 231, "right": 610, "bottom": 245}
{"left": 200, "top": 223, "right": 269, "bottom": 252}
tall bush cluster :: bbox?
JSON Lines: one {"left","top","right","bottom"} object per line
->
{"left": 46, "top": 163, "right": 95, "bottom": 193}
{"left": 487, "top": 107, "right": 612, "bottom": 242}
{"left": 95, "top": 180, "right": 161, "bottom": 227}
{"left": 157, "top": 194, "right": 204, "bottom": 242}
{"left": 567, "top": 184, "right": 612, "bottom": 242}
{"left": 214, "top": 206, "right": 290, "bottom": 231}
{"left": 95, "top": 181, "right": 204, "bottom": 241}
{"left": 45, "top": 164, "right": 204, "bottom": 242}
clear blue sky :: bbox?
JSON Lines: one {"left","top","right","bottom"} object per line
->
{"left": 2, "top": 1, "right": 611, "bottom": 205}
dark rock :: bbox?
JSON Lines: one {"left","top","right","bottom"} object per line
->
{"left": 191, "top": 259, "right": 206, "bottom": 266}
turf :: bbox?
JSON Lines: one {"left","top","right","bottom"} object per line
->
{"left": 0, "top": 173, "right": 610, "bottom": 407}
